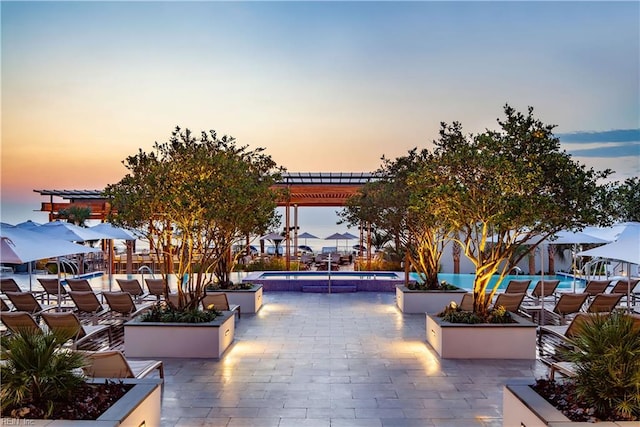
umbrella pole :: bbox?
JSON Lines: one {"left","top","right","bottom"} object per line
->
{"left": 572, "top": 244, "right": 577, "bottom": 293}
{"left": 56, "top": 257, "right": 62, "bottom": 309}
{"left": 540, "top": 243, "right": 545, "bottom": 326}
{"left": 627, "top": 264, "right": 632, "bottom": 314}
{"left": 28, "top": 262, "right": 33, "bottom": 292}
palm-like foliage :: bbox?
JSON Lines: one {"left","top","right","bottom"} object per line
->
{"left": 1, "top": 328, "right": 86, "bottom": 417}
{"left": 563, "top": 312, "right": 640, "bottom": 420}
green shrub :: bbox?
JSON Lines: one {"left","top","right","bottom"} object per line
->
{"left": 1, "top": 329, "right": 85, "bottom": 417}
{"left": 140, "top": 302, "right": 221, "bottom": 323}
{"left": 562, "top": 311, "right": 640, "bottom": 421}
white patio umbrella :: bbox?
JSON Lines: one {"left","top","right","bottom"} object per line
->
{"left": 15, "top": 220, "right": 41, "bottom": 229}
{"left": 32, "top": 220, "right": 106, "bottom": 242}
{"left": 298, "top": 231, "right": 318, "bottom": 247}
{"left": 0, "top": 224, "right": 101, "bottom": 302}
{"left": 578, "top": 223, "right": 640, "bottom": 312}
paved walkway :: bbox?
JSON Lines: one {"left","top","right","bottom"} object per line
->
{"left": 157, "top": 291, "right": 548, "bottom": 427}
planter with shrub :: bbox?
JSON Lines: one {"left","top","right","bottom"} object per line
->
{"left": 503, "top": 311, "right": 640, "bottom": 425}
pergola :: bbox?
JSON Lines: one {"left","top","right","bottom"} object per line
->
{"left": 34, "top": 172, "right": 381, "bottom": 268}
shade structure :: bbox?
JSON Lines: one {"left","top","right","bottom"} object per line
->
{"left": 549, "top": 230, "right": 610, "bottom": 245}
{"left": 577, "top": 222, "right": 640, "bottom": 265}
{"left": 15, "top": 220, "right": 41, "bottom": 229}
{"left": 32, "top": 220, "right": 106, "bottom": 242}
{"left": 0, "top": 225, "right": 101, "bottom": 264}
{"left": 582, "top": 222, "right": 639, "bottom": 243}
{"left": 89, "top": 222, "right": 137, "bottom": 240}
{"left": 298, "top": 232, "right": 318, "bottom": 240}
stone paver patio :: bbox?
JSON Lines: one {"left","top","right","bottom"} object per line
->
{"left": 155, "top": 291, "right": 548, "bottom": 426}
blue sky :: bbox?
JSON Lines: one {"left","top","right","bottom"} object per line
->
{"left": 1, "top": 1, "right": 638, "bottom": 233}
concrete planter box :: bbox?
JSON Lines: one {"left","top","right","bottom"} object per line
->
{"left": 503, "top": 380, "right": 637, "bottom": 426}
{"left": 1, "top": 378, "right": 162, "bottom": 426}
{"left": 124, "top": 311, "right": 235, "bottom": 358}
{"left": 426, "top": 313, "right": 537, "bottom": 359}
{"left": 396, "top": 285, "right": 466, "bottom": 314}
{"left": 211, "top": 284, "right": 263, "bottom": 313}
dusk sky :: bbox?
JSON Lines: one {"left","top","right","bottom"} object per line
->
{"left": 1, "top": 1, "right": 638, "bottom": 235}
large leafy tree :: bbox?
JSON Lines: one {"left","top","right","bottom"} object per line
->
{"left": 413, "top": 105, "right": 611, "bottom": 314}
{"left": 105, "top": 127, "right": 282, "bottom": 310}
{"left": 609, "top": 177, "right": 640, "bottom": 222}
{"left": 340, "top": 149, "right": 455, "bottom": 289}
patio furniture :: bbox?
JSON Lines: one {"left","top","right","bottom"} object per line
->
{"left": 37, "top": 277, "right": 69, "bottom": 304}
{"left": 524, "top": 292, "right": 589, "bottom": 325}
{"left": 41, "top": 311, "right": 112, "bottom": 349}
{"left": 1, "top": 311, "right": 43, "bottom": 334}
{"left": 144, "top": 278, "right": 165, "bottom": 301}
{"left": 584, "top": 293, "right": 623, "bottom": 313}
{"left": 503, "top": 280, "right": 531, "bottom": 294}
{"left": 115, "top": 278, "right": 150, "bottom": 302}
{"left": 202, "top": 293, "right": 240, "bottom": 319}
{"left": 492, "top": 292, "right": 526, "bottom": 313}
{"left": 524, "top": 280, "right": 560, "bottom": 305}
{"left": 4, "top": 291, "right": 57, "bottom": 316}
{"left": 102, "top": 291, "right": 153, "bottom": 320}
{"left": 78, "top": 349, "right": 164, "bottom": 379}
{"left": 68, "top": 290, "right": 110, "bottom": 323}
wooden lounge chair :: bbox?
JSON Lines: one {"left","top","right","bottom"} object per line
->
{"left": 66, "top": 278, "right": 94, "bottom": 292}
{"left": 4, "top": 292, "right": 56, "bottom": 316}
{"left": 584, "top": 293, "right": 623, "bottom": 313}
{"left": 115, "top": 278, "right": 150, "bottom": 302}
{"left": 492, "top": 292, "right": 526, "bottom": 313}
{"left": 525, "top": 280, "right": 560, "bottom": 304}
{"left": 525, "top": 292, "right": 589, "bottom": 325}
{"left": 610, "top": 278, "right": 639, "bottom": 295}
{"left": 37, "top": 277, "right": 69, "bottom": 304}
{"left": 503, "top": 279, "right": 531, "bottom": 294}
{"left": 1, "top": 311, "right": 43, "bottom": 334}
{"left": 144, "top": 278, "right": 166, "bottom": 301}
{"left": 41, "top": 311, "right": 112, "bottom": 350}
{"left": 68, "top": 291, "right": 110, "bottom": 323}
{"left": 202, "top": 293, "right": 240, "bottom": 319}
{"left": 582, "top": 279, "right": 612, "bottom": 297}
{"left": 102, "top": 291, "right": 153, "bottom": 320}
{"left": 78, "top": 349, "right": 164, "bottom": 379}
{"left": 0, "top": 278, "right": 22, "bottom": 293}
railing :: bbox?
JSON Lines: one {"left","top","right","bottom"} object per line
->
{"left": 137, "top": 265, "right": 155, "bottom": 289}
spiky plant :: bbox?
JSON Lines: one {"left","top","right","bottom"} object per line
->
{"left": 562, "top": 311, "right": 640, "bottom": 421}
{"left": 1, "top": 328, "right": 86, "bottom": 418}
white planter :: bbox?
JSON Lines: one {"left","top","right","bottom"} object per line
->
{"left": 212, "top": 284, "right": 263, "bottom": 314}
{"left": 1, "top": 378, "right": 162, "bottom": 426}
{"left": 503, "top": 380, "right": 637, "bottom": 426}
{"left": 396, "top": 285, "right": 466, "bottom": 314}
{"left": 426, "top": 313, "right": 537, "bottom": 359}
{"left": 124, "top": 311, "right": 235, "bottom": 358}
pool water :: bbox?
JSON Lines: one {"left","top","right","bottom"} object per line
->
{"left": 411, "top": 273, "right": 585, "bottom": 292}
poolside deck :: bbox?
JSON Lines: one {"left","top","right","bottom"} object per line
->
{"left": 145, "top": 291, "right": 546, "bottom": 426}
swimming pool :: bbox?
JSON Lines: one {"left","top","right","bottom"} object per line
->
{"left": 243, "top": 271, "right": 405, "bottom": 292}
{"left": 415, "top": 273, "right": 586, "bottom": 292}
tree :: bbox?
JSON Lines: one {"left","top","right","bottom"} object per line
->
{"left": 415, "top": 105, "right": 611, "bottom": 315}
{"left": 609, "top": 177, "right": 640, "bottom": 222}
{"left": 340, "top": 149, "right": 456, "bottom": 289}
{"left": 58, "top": 206, "right": 92, "bottom": 226}
{"left": 105, "top": 127, "right": 283, "bottom": 310}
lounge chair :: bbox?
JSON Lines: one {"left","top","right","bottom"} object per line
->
{"left": 66, "top": 278, "right": 94, "bottom": 292}
{"left": 41, "top": 311, "right": 112, "bottom": 350}
{"left": 68, "top": 291, "right": 110, "bottom": 323}
{"left": 524, "top": 292, "right": 589, "bottom": 325}
{"left": 458, "top": 292, "right": 493, "bottom": 312}
{"left": 582, "top": 279, "right": 612, "bottom": 297}
{"left": 115, "top": 278, "right": 150, "bottom": 302}
{"left": 584, "top": 293, "right": 623, "bottom": 313}
{"left": 0, "top": 278, "right": 22, "bottom": 293}
{"left": 4, "top": 291, "right": 56, "bottom": 316}
{"left": 202, "top": 293, "right": 240, "bottom": 319}
{"left": 78, "top": 349, "right": 164, "bottom": 379}
{"left": 37, "top": 277, "right": 69, "bottom": 304}
{"left": 492, "top": 292, "right": 526, "bottom": 313}
{"left": 1, "top": 298, "right": 11, "bottom": 312}
{"left": 102, "top": 291, "right": 153, "bottom": 320}
{"left": 525, "top": 280, "right": 560, "bottom": 304}
{"left": 1, "top": 311, "right": 43, "bottom": 334}
{"left": 503, "top": 279, "right": 531, "bottom": 294}
{"left": 144, "top": 278, "right": 166, "bottom": 301}
{"left": 610, "top": 278, "right": 639, "bottom": 295}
